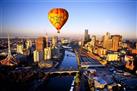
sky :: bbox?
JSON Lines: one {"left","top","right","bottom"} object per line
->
{"left": 0, "top": 0, "right": 136, "bottom": 39}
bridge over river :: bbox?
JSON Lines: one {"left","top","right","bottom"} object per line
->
{"left": 44, "top": 70, "right": 79, "bottom": 75}
{"left": 43, "top": 68, "right": 79, "bottom": 75}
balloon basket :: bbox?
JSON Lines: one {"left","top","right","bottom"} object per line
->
{"left": 57, "top": 31, "right": 60, "bottom": 33}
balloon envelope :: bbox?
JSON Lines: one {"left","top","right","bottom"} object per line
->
{"left": 48, "top": 8, "right": 69, "bottom": 33}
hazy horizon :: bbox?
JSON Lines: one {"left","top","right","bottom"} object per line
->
{"left": 0, "top": 0, "right": 136, "bottom": 39}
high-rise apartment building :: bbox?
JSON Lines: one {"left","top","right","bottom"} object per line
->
{"left": 45, "top": 33, "right": 48, "bottom": 48}
{"left": 17, "top": 44, "right": 23, "bottom": 54}
{"left": 103, "top": 32, "right": 113, "bottom": 50}
{"left": 33, "top": 50, "right": 44, "bottom": 62}
{"left": 84, "top": 29, "right": 90, "bottom": 43}
{"left": 103, "top": 33, "right": 121, "bottom": 51}
{"left": 112, "top": 35, "right": 122, "bottom": 51}
{"left": 33, "top": 50, "right": 39, "bottom": 62}
{"left": 52, "top": 36, "right": 58, "bottom": 47}
{"left": 90, "top": 35, "right": 96, "bottom": 47}
{"left": 136, "top": 42, "right": 137, "bottom": 49}
{"left": 26, "top": 39, "right": 32, "bottom": 49}
{"left": 36, "top": 37, "right": 46, "bottom": 51}
{"left": 44, "top": 47, "right": 51, "bottom": 60}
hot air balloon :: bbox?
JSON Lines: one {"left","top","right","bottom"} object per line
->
{"left": 48, "top": 8, "right": 69, "bottom": 33}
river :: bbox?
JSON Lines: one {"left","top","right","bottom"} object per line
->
{"left": 58, "top": 50, "right": 78, "bottom": 69}
{"left": 38, "top": 50, "right": 78, "bottom": 91}
{"left": 0, "top": 50, "right": 78, "bottom": 91}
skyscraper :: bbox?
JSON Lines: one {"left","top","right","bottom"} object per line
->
{"left": 45, "top": 33, "right": 48, "bottom": 48}
{"left": 84, "top": 29, "right": 90, "bottom": 43}
{"left": 36, "top": 37, "right": 46, "bottom": 51}
{"left": 112, "top": 35, "right": 122, "bottom": 51}
{"left": 26, "top": 39, "right": 32, "bottom": 49}
{"left": 107, "top": 39, "right": 113, "bottom": 50}
{"left": 52, "top": 36, "right": 58, "bottom": 47}
{"left": 33, "top": 50, "right": 39, "bottom": 62}
{"left": 90, "top": 35, "right": 96, "bottom": 47}
{"left": 103, "top": 32, "right": 111, "bottom": 49}
{"left": 33, "top": 50, "right": 44, "bottom": 62}
{"left": 136, "top": 42, "right": 137, "bottom": 49}
{"left": 44, "top": 47, "right": 51, "bottom": 60}
{"left": 17, "top": 43, "right": 23, "bottom": 54}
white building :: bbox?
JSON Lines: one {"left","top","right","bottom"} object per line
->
{"left": 90, "top": 35, "right": 96, "bottom": 47}
{"left": 26, "top": 40, "right": 32, "bottom": 49}
{"left": 44, "top": 47, "right": 51, "bottom": 60}
{"left": 17, "top": 44, "right": 23, "bottom": 54}
{"left": 33, "top": 50, "right": 44, "bottom": 62}
{"left": 52, "top": 36, "right": 58, "bottom": 47}
{"left": 33, "top": 50, "right": 39, "bottom": 62}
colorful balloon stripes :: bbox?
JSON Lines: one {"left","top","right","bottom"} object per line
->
{"left": 48, "top": 8, "right": 69, "bottom": 33}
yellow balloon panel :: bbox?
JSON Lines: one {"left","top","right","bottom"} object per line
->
{"left": 48, "top": 8, "right": 69, "bottom": 33}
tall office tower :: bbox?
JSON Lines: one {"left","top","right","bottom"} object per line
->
{"left": 45, "top": 33, "right": 48, "bottom": 48}
{"left": 84, "top": 29, "right": 90, "bottom": 43}
{"left": 39, "top": 51, "right": 44, "bottom": 61}
{"left": 33, "top": 50, "right": 39, "bottom": 62}
{"left": 103, "top": 32, "right": 111, "bottom": 49}
{"left": 90, "top": 35, "right": 96, "bottom": 47}
{"left": 107, "top": 39, "right": 113, "bottom": 50}
{"left": 17, "top": 43, "right": 23, "bottom": 54}
{"left": 26, "top": 39, "right": 32, "bottom": 49}
{"left": 136, "top": 42, "right": 137, "bottom": 49}
{"left": 22, "top": 39, "right": 26, "bottom": 48}
{"left": 36, "top": 37, "right": 46, "bottom": 51}
{"left": 52, "top": 36, "right": 58, "bottom": 47}
{"left": 44, "top": 47, "right": 51, "bottom": 60}
{"left": 33, "top": 50, "right": 44, "bottom": 62}
{"left": 112, "top": 35, "right": 122, "bottom": 51}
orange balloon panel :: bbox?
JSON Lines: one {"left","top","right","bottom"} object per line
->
{"left": 48, "top": 8, "right": 69, "bottom": 33}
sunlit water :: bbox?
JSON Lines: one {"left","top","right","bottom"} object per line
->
{"left": 37, "top": 50, "right": 78, "bottom": 91}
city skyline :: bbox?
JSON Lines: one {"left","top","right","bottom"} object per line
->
{"left": 0, "top": 1, "right": 137, "bottom": 90}
{"left": 0, "top": 0, "right": 136, "bottom": 39}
